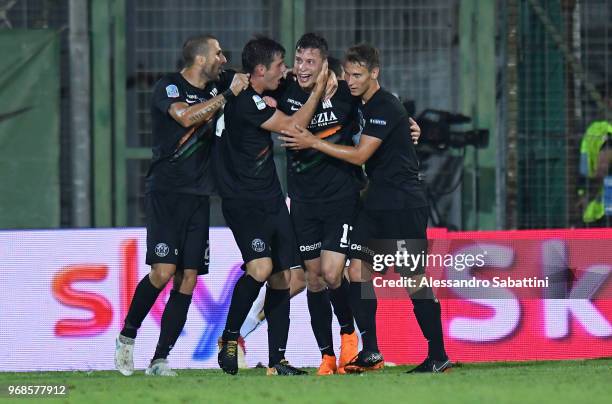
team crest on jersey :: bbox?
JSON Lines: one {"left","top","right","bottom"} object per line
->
{"left": 166, "top": 84, "right": 179, "bottom": 98}
{"left": 322, "top": 99, "right": 333, "bottom": 109}
{"left": 252, "top": 95, "right": 267, "bottom": 110}
{"left": 251, "top": 238, "right": 266, "bottom": 252}
{"left": 155, "top": 243, "right": 170, "bottom": 257}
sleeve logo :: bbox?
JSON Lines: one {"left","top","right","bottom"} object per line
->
{"left": 369, "top": 118, "right": 387, "bottom": 126}
{"left": 166, "top": 84, "right": 180, "bottom": 98}
{"left": 252, "top": 95, "right": 267, "bottom": 110}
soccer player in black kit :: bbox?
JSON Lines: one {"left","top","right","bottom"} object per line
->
{"left": 215, "top": 36, "right": 331, "bottom": 376}
{"left": 275, "top": 33, "right": 360, "bottom": 375}
{"left": 114, "top": 34, "right": 249, "bottom": 376}
{"left": 280, "top": 43, "right": 451, "bottom": 373}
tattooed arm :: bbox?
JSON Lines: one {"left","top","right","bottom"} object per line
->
{"left": 168, "top": 73, "right": 249, "bottom": 128}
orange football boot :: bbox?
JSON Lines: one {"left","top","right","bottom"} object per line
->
{"left": 317, "top": 354, "right": 337, "bottom": 375}
{"left": 338, "top": 331, "right": 359, "bottom": 373}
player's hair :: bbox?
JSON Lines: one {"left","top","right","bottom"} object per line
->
{"left": 344, "top": 43, "right": 380, "bottom": 71}
{"left": 182, "top": 34, "right": 218, "bottom": 67}
{"left": 295, "top": 32, "right": 328, "bottom": 58}
{"left": 327, "top": 56, "right": 343, "bottom": 77}
{"left": 241, "top": 36, "right": 286, "bottom": 74}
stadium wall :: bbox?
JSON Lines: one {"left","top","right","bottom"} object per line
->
{"left": 0, "top": 227, "right": 611, "bottom": 372}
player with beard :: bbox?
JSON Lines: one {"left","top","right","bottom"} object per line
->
{"left": 114, "top": 34, "right": 249, "bottom": 376}
{"left": 280, "top": 43, "right": 451, "bottom": 374}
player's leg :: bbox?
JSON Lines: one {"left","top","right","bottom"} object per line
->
{"left": 343, "top": 209, "right": 384, "bottom": 373}
{"left": 303, "top": 258, "right": 336, "bottom": 375}
{"left": 319, "top": 198, "right": 359, "bottom": 372}
{"left": 291, "top": 199, "right": 336, "bottom": 374}
{"left": 264, "top": 200, "right": 307, "bottom": 376}
{"left": 396, "top": 207, "right": 450, "bottom": 373}
{"left": 115, "top": 192, "right": 180, "bottom": 376}
{"left": 343, "top": 259, "right": 384, "bottom": 373}
{"left": 265, "top": 270, "right": 292, "bottom": 370}
{"left": 239, "top": 255, "right": 306, "bottom": 339}
{"left": 218, "top": 199, "right": 273, "bottom": 375}
{"left": 405, "top": 281, "right": 451, "bottom": 373}
{"left": 115, "top": 263, "right": 175, "bottom": 376}
{"left": 121, "top": 263, "right": 176, "bottom": 339}
{"left": 240, "top": 288, "right": 266, "bottom": 338}
{"left": 289, "top": 265, "right": 306, "bottom": 297}
{"left": 144, "top": 269, "right": 196, "bottom": 377}
{"left": 219, "top": 257, "right": 271, "bottom": 374}
{"left": 146, "top": 195, "right": 210, "bottom": 376}
{"left": 320, "top": 250, "right": 357, "bottom": 373}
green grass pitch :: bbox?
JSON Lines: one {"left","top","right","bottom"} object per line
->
{"left": 1, "top": 359, "right": 611, "bottom": 404}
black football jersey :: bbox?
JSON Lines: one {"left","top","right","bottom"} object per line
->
{"left": 277, "top": 80, "right": 360, "bottom": 202}
{"left": 146, "top": 70, "right": 234, "bottom": 195}
{"left": 357, "top": 88, "right": 428, "bottom": 209}
{"left": 213, "top": 86, "right": 283, "bottom": 200}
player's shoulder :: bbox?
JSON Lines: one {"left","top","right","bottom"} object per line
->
{"left": 237, "top": 87, "right": 269, "bottom": 112}
{"left": 333, "top": 80, "right": 354, "bottom": 101}
{"left": 281, "top": 79, "right": 304, "bottom": 97}
{"left": 217, "top": 69, "right": 236, "bottom": 90}
{"left": 155, "top": 72, "right": 181, "bottom": 88}
{"left": 368, "top": 88, "right": 405, "bottom": 114}
{"left": 153, "top": 72, "right": 183, "bottom": 96}
{"left": 375, "top": 88, "right": 402, "bottom": 105}
{"left": 220, "top": 68, "right": 236, "bottom": 80}
{"left": 336, "top": 79, "right": 351, "bottom": 94}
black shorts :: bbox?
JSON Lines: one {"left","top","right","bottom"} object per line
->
{"left": 349, "top": 206, "right": 429, "bottom": 276}
{"left": 222, "top": 196, "right": 300, "bottom": 273}
{"left": 145, "top": 191, "right": 210, "bottom": 275}
{"left": 290, "top": 197, "right": 358, "bottom": 261}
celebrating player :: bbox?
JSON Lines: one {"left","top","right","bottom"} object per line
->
{"left": 114, "top": 34, "right": 249, "bottom": 376}
{"left": 214, "top": 36, "right": 331, "bottom": 376}
{"left": 280, "top": 43, "right": 451, "bottom": 373}
{"left": 274, "top": 33, "right": 360, "bottom": 375}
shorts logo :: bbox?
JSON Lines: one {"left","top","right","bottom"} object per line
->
{"left": 165, "top": 84, "right": 179, "bottom": 98}
{"left": 299, "top": 242, "right": 321, "bottom": 252}
{"left": 155, "top": 243, "right": 170, "bottom": 257}
{"left": 369, "top": 118, "right": 386, "bottom": 126}
{"left": 251, "top": 238, "right": 266, "bottom": 253}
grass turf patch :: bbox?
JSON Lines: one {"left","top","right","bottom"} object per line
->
{"left": 0, "top": 359, "right": 610, "bottom": 404}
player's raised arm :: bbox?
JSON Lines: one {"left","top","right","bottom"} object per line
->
{"left": 168, "top": 73, "right": 249, "bottom": 128}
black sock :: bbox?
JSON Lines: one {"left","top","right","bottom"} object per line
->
{"left": 121, "top": 274, "right": 162, "bottom": 339}
{"left": 222, "top": 274, "right": 264, "bottom": 341}
{"left": 152, "top": 290, "right": 192, "bottom": 361}
{"left": 349, "top": 281, "right": 379, "bottom": 352}
{"left": 411, "top": 293, "right": 447, "bottom": 361}
{"left": 307, "top": 289, "right": 335, "bottom": 357}
{"left": 264, "top": 287, "right": 290, "bottom": 367}
{"left": 329, "top": 277, "right": 355, "bottom": 335}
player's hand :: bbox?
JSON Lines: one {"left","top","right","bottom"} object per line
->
{"left": 229, "top": 73, "right": 250, "bottom": 96}
{"left": 279, "top": 125, "right": 317, "bottom": 150}
{"left": 323, "top": 70, "right": 338, "bottom": 101}
{"left": 313, "top": 60, "right": 329, "bottom": 96}
{"left": 263, "top": 96, "right": 277, "bottom": 108}
{"left": 409, "top": 117, "right": 421, "bottom": 144}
